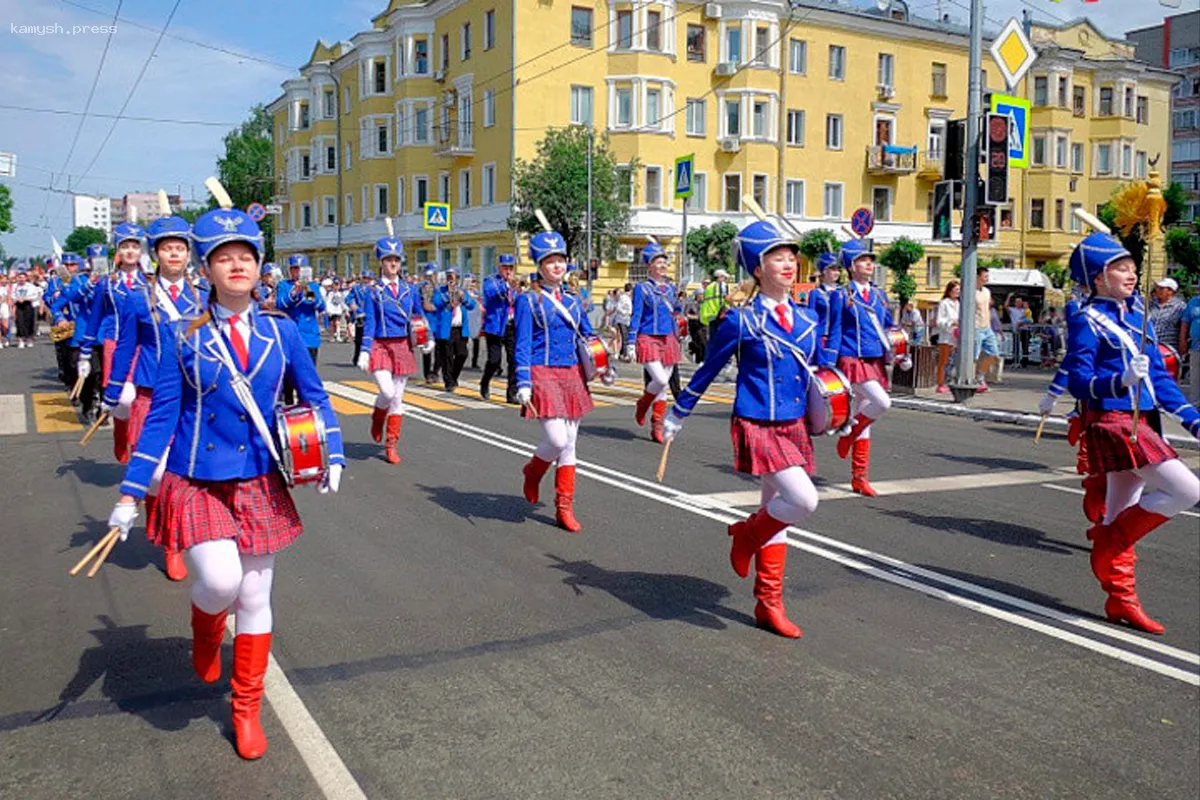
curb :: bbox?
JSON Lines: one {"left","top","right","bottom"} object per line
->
{"left": 891, "top": 397, "right": 1200, "bottom": 452}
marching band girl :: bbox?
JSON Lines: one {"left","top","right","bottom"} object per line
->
{"left": 626, "top": 243, "right": 682, "bottom": 444}
{"left": 1061, "top": 233, "right": 1199, "bottom": 634}
{"left": 105, "top": 205, "right": 345, "bottom": 759}
{"left": 78, "top": 222, "right": 147, "bottom": 463}
{"left": 805, "top": 250, "right": 842, "bottom": 366}
{"left": 516, "top": 231, "right": 596, "bottom": 533}
{"left": 830, "top": 239, "right": 910, "bottom": 496}
{"left": 663, "top": 221, "right": 834, "bottom": 638}
{"left": 103, "top": 215, "right": 204, "bottom": 581}
{"left": 357, "top": 232, "right": 432, "bottom": 464}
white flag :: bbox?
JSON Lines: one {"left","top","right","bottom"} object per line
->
{"left": 51, "top": 235, "right": 63, "bottom": 261}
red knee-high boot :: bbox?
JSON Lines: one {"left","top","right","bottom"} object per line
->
{"left": 635, "top": 392, "right": 655, "bottom": 427}
{"left": 384, "top": 415, "right": 403, "bottom": 464}
{"left": 555, "top": 465, "right": 582, "bottom": 532}
{"left": 651, "top": 401, "right": 667, "bottom": 444}
{"left": 151, "top": 494, "right": 188, "bottom": 581}
{"left": 191, "top": 604, "right": 227, "bottom": 684}
{"left": 728, "top": 508, "right": 789, "bottom": 579}
{"left": 837, "top": 414, "right": 872, "bottom": 459}
{"left": 231, "top": 633, "right": 272, "bottom": 760}
{"left": 1081, "top": 473, "right": 1106, "bottom": 525}
{"left": 523, "top": 456, "right": 552, "bottom": 503}
{"left": 753, "top": 543, "right": 803, "bottom": 638}
{"left": 113, "top": 417, "right": 130, "bottom": 464}
{"left": 1089, "top": 504, "right": 1170, "bottom": 634}
{"left": 370, "top": 405, "right": 387, "bottom": 443}
{"left": 850, "top": 439, "right": 877, "bottom": 497}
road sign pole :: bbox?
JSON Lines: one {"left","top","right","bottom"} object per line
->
{"left": 434, "top": 232, "right": 440, "bottom": 270}
{"left": 586, "top": 128, "right": 594, "bottom": 296}
{"left": 952, "top": 0, "right": 984, "bottom": 402}
{"left": 681, "top": 195, "right": 688, "bottom": 287}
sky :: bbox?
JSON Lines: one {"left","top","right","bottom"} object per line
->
{"left": 0, "top": 0, "right": 1196, "bottom": 258}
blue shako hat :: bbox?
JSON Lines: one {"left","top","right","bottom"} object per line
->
{"left": 1069, "top": 232, "right": 1131, "bottom": 288}
{"left": 191, "top": 208, "right": 264, "bottom": 265}
{"left": 260, "top": 262, "right": 276, "bottom": 277}
{"left": 86, "top": 244, "right": 108, "bottom": 259}
{"left": 111, "top": 222, "right": 145, "bottom": 246}
{"left": 62, "top": 253, "right": 82, "bottom": 266}
{"left": 498, "top": 254, "right": 516, "bottom": 267}
{"left": 287, "top": 254, "right": 309, "bottom": 269}
{"left": 361, "top": 269, "right": 375, "bottom": 279}
{"left": 816, "top": 251, "right": 839, "bottom": 272}
{"left": 839, "top": 238, "right": 872, "bottom": 271}
{"left": 375, "top": 236, "right": 403, "bottom": 261}
{"left": 734, "top": 221, "right": 799, "bottom": 275}
{"left": 641, "top": 242, "right": 667, "bottom": 265}
{"left": 529, "top": 231, "right": 567, "bottom": 265}
{"left": 147, "top": 216, "right": 191, "bottom": 249}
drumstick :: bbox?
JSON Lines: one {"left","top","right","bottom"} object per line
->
{"left": 534, "top": 209, "right": 553, "bottom": 233}
{"left": 69, "top": 527, "right": 119, "bottom": 576}
{"left": 79, "top": 412, "right": 108, "bottom": 446}
{"left": 1034, "top": 415, "right": 1047, "bottom": 444}
{"left": 1072, "top": 207, "right": 1111, "bottom": 235}
{"left": 87, "top": 528, "right": 121, "bottom": 578}
{"left": 656, "top": 438, "right": 673, "bottom": 483}
{"left": 741, "top": 194, "right": 768, "bottom": 222}
{"left": 522, "top": 401, "right": 539, "bottom": 419}
{"left": 69, "top": 374, "right": 85, "bottom": 401}
{"left": 841, "top": 225, "right": 861, "bottom": 241}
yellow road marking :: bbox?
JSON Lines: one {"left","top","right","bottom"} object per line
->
{"left": 345, "top": 380, "right": 461, "bottom": 411}
{"left": 611, "top": 379, "right": 734, "bottom": 404}
{"left": 329, "top": 395, "right": 372, "bottom": 416}
{"left": 32, "top": 392, "right": 82, "bottom": 433}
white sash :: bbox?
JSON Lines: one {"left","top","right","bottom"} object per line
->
{"left": 205, "top": 319, "right": 283, "bottom": 465}
{"left": 1084, "top": 306, "right": 1157, "bottom": 404}
{"left": 154, "top": 282, "right": 183, "bottom": 322}
{"left": 543, "top": 289, "right": 583, "bottom": 340}
{"left": 847, "top": 286, "right": 891, "bottom": 352}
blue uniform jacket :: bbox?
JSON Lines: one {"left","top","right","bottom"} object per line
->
{"left": 629, "top": 279, "right": 681, "bottom": 343}
{"left": 1044, "top": 300, "right": 1083, "bottom": 398}
{"left": 431, "top": 286, "right": 477, "bottom": 339}
{"left": 514, "top": 289, "right": 594, "bottom": 390}
{"left": 1062, "top": 296, "right": 1199, "bottom": 436}
{"left": 276, "top": 280, "right": 326, "bottom": 349}
{"left": 104, "top": 280, "right": 206, "bottom": 403}
{"left": 346, "top": 283, "right": 371, "bottom": 318}
{"left": 44, "top": 276, "right": 66, "bottom": 311}
{"left": 80, "top": 270, "right": 146, "bottom": 356}
{"left": 673, "top": 296, "right": 831, "bottom": 423}
{"left": 361, "top": 281, "right": 425, "bottom": 350}
{"left": 58, "top": 276, "right": 96, "bottom": 347}
{"left": 805, "top": 283, "right": 842, "bottom": 365}
{"left": 833, "top": 282, "right": 895, "bottom": 359}
{"left": 481, "top": 273, "right": 517, "bottom": 335}
{"left": 120, "top": 307, "right": 346, "bottom": 498}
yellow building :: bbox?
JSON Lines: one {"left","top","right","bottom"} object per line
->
{"left": 266, "top": 0, "right": 1177, "bottom": 302}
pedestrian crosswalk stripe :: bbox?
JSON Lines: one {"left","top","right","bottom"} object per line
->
{"left": 343, "top": 380, "right": 463, "bottom": 411}
{"left": 329, "top": 395, "right": 372, "bottom": 416}
{"left": 0, "top": 394, "right": 27, "bottom": 435}
{"left": 611, "top": 378, "right": 734, "bottom": 404}
{"left": 31, "top": 392, "right": 81, "bottom": 433}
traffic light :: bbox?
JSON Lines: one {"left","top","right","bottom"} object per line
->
{"left": 945, "top": 119, "right": 966, "bottom": 182}
{"left": 978, "top": 206, "right": 997, "bottom": 242}
{"left": 985, "top": 112, "right": 1010, "bottom": 206}
{"left": 933, "top": 180, "right": 954, "bottom": 242}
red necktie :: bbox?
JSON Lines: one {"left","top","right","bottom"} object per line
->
{"left": 125, "top": 273, "right": 133, "bottom": 289}
{"left": 390, "top": 282, "right": 399, "bottom": 297}
{"left": 169, "top": 284, "right": 180, "bottom": 302}
{"left": 555, "top": 290, "right": 562, "bottom": 301}
{"left": 774, "top": 304, "right": 793, "bottom": 333}
{"left": 228, "top": 315, "right": 250, "bottom": 370}
{"left": 861, "top": 289, "right": 870, "bottom": 303}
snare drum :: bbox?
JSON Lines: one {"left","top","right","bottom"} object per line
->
{"left": 409, "top": 317, "right": 430, "bottom": 348}
{"left": 1158, "top": 342, "right": 1180, "bottom": 380}
{"left": 886, "top": 326, "right": 909, "bottom": 363}
{"left": 675, "top": 314, "right": 689, "bottom": 339}
{"left": 806, "top": 366, "right": 853, "bottom": 436}
{"left": 276, "top": 404, "right": 329, "bottom": 486}
{"left": 577, "top": 336, "right": 610, "bottom": 382}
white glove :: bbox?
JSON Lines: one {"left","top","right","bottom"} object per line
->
{"left": 600, "top": 367, "right": 617, "bottom": 386}
{"left": 1037, "top": 393, "right": 1057, "bottom": 417}
{"left": 356, "top": 352, "right": 371, "bottom": 373}
{"left": 317, "top": 463, "right": 342, "bottom": 495}
{"left": 421, "top": 340, "right": 435, "bottom": 355}
{"left": 77, "top": 355, "right": 92, "bottom": 380}
{"left": 516, "top": 387, "right": 532, "bottom": 406}
{"left": 107, "top": 501, "right": 139, "bottom": 542}
{"left": 662, "top": 411, "right": 683, "bottom": 441}
{"left": 100, "top": 397, "right": 118, "bottom": 415}
{"left": 1121, "top": 354, "right": 1150, "bottom": 388}
{"left": 624, "top": 344, "right": 636, "bottom": 360}
{"left": 898, "top": 356, "right": 913, "bottom": 372}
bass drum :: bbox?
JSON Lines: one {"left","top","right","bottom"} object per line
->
{"left": 275, "top": 404, "right": 329, "bottom": 487}
{"left": 806, "top": 366, "right": 853, "bottom": 436}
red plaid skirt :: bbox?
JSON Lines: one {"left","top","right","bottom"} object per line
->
{"left": 523, "top": 365, "right": 594, "bottom": 420}
{"left": 368, "top": 337, "right": 417, "bottom": 376}
{"left": 1082, "top": 411, "right": 1177, "bottom": 476}
{"left": 101, "top": 339, "right": 116, "bottom": 386}
{"left": 636, "top": 334, "right": 682, "bottom": 367}
{"left": 151, "top": 471, "right": 303, "bottom": 556}
{"left": 837, "top": 356, "right": 890, "bottom": 390}
{"left": 127, "top": 386, "right": 154, "bottom": 452}
{"left": 730, "top": 416, "right": 816, "bottom": 477}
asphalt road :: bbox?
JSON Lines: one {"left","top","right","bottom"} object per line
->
{"left": 1, "top": 340, "right": 1197, "bottom": 800}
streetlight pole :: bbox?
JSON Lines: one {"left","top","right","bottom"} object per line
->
{"left": 586, "top": 127, "right": 594, "bottom": 297}
{"left": 329, "top": 72, "right": 345, "bottom": 278}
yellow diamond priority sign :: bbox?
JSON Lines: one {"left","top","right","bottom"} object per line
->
{"left": 990, "top": 17, "right": 1037, "bottom": 91}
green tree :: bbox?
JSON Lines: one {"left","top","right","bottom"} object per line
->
{"left": 685, "top": 221, "right": 739, "bottom": 277}
{"left": 1098, "top": 181, "right": 1187, "bottom": 269}
{"left": 177, "top": 206, "right": 206, "bottom": 224}
{"left": 877, "top": 236, "right": 925, "bottom": 306}
{"left": 1165, "top": 223, "right": 1200, "bottom": 290}
{"left": 1039, "top": 261, "right": 1069, "bottom": 289}
{"left": 509, "top": 126, "right": 634, "bottom": 262}
{"left": 64, "top": 226, "right": 108, "bottom": 254}
{"left": 215, "top": 104, "right": 275, "bottom": 261}
{"left": 952, "top": 256, "right": 1004, "bottom": 279}
{"left": 798, "top": 228, "right": 839, "bottom": 276}
{"left": 0, "top": 184, "right": 14, "bottom": 234}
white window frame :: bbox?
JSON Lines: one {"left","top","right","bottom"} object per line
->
{"left": 786, "top": 109, "right": 805, "bottom": 147}
{"left": 615, "top": 86, "right": 633, "bottom": 128}
{"left": 752, "top": 173, "right": 769, "bottom": 213}
{"left": 877, "top": 53, "right": 895, "bottom": 89}
{"left": 686, "top": 171, "right": 707, "bottom": 212}
{"left": 412, "top": 175, "right": 430, "bottom": 212}
{"left": 685, "top": 98, "right": 706, "bottom": 136}
{"left": 825, "top": 114, "right": 843, "bottom": 150}
{"left": 482, "top": 162, "right": 497, "bottom": 205}
{"left": 300, "top": 202, "right": 313, "bottom": 230}
{"left": 645, "top": 88, "right": 663, "bottom": 130}
{"left": 823, "top": 182, "right": 844, "bottom": 219}
{"left": 1071, "top": 142, "right": 1084, "bottom": 173}
{"left": 482, "top": 89, "right": 495, "bottom": 127}
{"left": 1054, "top": 134, "right": 1068, "bottom": 169}
{"left": 322, "top": 195, "right": 336, "bottom": 226}
{"left": 644, "top": 165, "right": 663, "bottom": 209}
{"left": 788, "top": 39, "right": 807, "bottom": 75}
{"left": 374, "top": 183, "right": 390, "bottom": 218}
{"left": 829, "top": 45, "right": 845, "bottom": 80}
{"left": 484, "top": 9, "right": 496, "bottom": 50}
{"left": 785, "top": 179, "right": 805, "bottom": 216}
{"left": 459, "top": 168, "right": 472, "bottom": 208}
{"left": 871, "top": 185, "right": 893, "bottom": 223}
{"left": 723, "top": 172, "right": 742, "bottom": 212}
{"left": 571, "top": 85, "right": 594, "bottom": 126}
{"left": 344, "top": 193, "right": 353, "bottom": 225}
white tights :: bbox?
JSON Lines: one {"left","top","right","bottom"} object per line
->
{"left": 759, "top": 467, "right": 820, "bottom": 546}
{"left": 850, "top": 379, "right": 891, "bottom": 440}
{"left": 373, "top": 371, "right": 409, "bottom": 415}
{"left": 187, "top": 539, "right": 276, "bottom": 635}
{"left": 112, "top": 381, "right": 136, "bottom": 421}
{"left": 1102, "top": 459, "right": 1200, "bottom": 524}
{"left": 644, "top": 360, "right": 670, "bottom": 403}
{"left": 534, "top": 417, "right": 580, "bottom": 466}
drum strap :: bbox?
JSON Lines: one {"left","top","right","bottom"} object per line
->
{"left": 847, "top": 288, "right": 891, "bottom": 352}
{"left": 206, "top": 319, "right": 283, "bottom": 465}
{"left": 543, "top": 289, "right": 585, "bottom": 345}
{"left": 1083, "top": 307, "right": 1158, "bottom": 406}
{"left": 759, "top": 326, "right": 824, "bottom": 394}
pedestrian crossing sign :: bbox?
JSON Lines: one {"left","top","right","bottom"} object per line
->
{"left": 674, "top": 154, "right": 694, "bottom": 199}
{"left": 423, "top": 202, "right": 451, "bottom": 232}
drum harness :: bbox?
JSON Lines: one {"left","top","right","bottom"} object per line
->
{"left": 205, "top": 318, "right": 285, "bottom": 466}
{"left": 543, "top": 289, "right": 615, "bottom": 384}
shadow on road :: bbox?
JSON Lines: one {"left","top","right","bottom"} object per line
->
{"left": 64, "top": 518, "right": 164, "bottom": 575}
{"left": 925, "top": 452, "right": 1049, "bottom": 472}
{"left": 416, "top": 483, "right": 530, "bottom": 524}
{"left": 579, "top": 424, "right": 640, "bottom": 443}
{"left": 875, "top": 508, "right": 1089, "bottom": 555}
{"left": 55, "top": 455, "right": 124, "bottom": 489}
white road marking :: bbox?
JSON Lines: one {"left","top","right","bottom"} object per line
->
{"left": 398, "top": 405, "right": 1200, "bottom": 684}
{"left": 223, "top": 618, "right": 367, "bottom": 800}
{"left": 1041, "top": 482, "right": 1200, "bottom": 519}
{"left": 404, "top": 382, "right": 495, "bottom": 409}
{"left": 0, "top": 395, "right": 27, "bottom": 435}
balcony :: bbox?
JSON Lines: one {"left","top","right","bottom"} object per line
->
{"left": 433, "top": 122, "right": 474, "bottom": 157}
{"left": 866, "top": 144, "right": 918, "bottom": 175}
{"left": 918, "top": 151, "right": 944, "bottom": 179}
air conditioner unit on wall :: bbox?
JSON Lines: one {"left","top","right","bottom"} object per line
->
{"left": 433, "top": 69, "right": 445, "bottom": 83}
{"left": 715, "top": 61, "right": 737, "bottom": 77}
{"left": 615, "top": 244, "right": 635, "bottom": 262}
{"left": 704, "top": 3, "right": 723, "bottom": 19}
{"left": 719, "top": 136, "right": 741, "bottom": 153}
{"left": 877, "top": 84, "right": 895, "bottom": 99}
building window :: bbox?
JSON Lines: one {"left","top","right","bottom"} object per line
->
{"left": 686, "top": 172, "right": 707, "bottom": 211}
{"left": 441, "top": 33, "right": 450, "bottom": 70}
{"left": 461, "top": 22, "right": 471, "bottom": 60}
{"left": 483, "top": 163, "right": 496, "bottom": 205}
{"left": 1097, "top": 144, "right": 1112, "bottom": 175}
{"left": 686, "top": 24, "right": 705, "bottom": 62}
{"left": 482, "top": 89, "right": 495, "bottom": 127}
{"left": 752, "top": 174, "right": 768, "bottom": 211}
{"left": 616, "top": 165, "right": 632, "bottom": 203}
{"left": 460, "top": 169, "right": 471, "bottom": 208}
{"left": 344, "top": 143, "right": 352, "bottom": 170}
{"left": 646, "top": 10, "right": 662, "bottom": 52}
{"left": 616, "top": 87, "right": 632, "bottom": 127}
{"left": 616, "top": 9, "right": 633, "bottom": 49}
{"left": 373, "top": 61, "right": 387, "bottom": 94}
{"left": 414, "top": 177, "right": 428, "bottom": 210}
{"left": 414, "top": 107, "right": 429, "bottom": 144}
{"left": 570, "top": 86, "right": 593, "bottom": 126}
{"left": 415, "top": 39, "right": 428, "bottom": 74}
{"left": 726, "top": 26, "right": 742, "bottom": 64}
{"left": 1121, "top": 144, "right": 1132, "bottom": 177}
{"left": 439, "top": 172, "right": 451, "bottom": 203}
{"left": 1174, "top": 109, "right": 1197, "bottom": 129}
{"left": 927, "top": 121, "right": 945, "bottom": 160}
{"left": 1071, "top": 142, "right": 1083, "bottom": 173}
{"left": 786, "top": 110, "right": 805, "bottom": 146}
{"left": 829, "top": 45, "right": 845, "bottom": 80}
{"left": 1135, "top": 150, "right": 1147, "bottom": 179}
{"left": 789, "top": 39, "right": 807, "bottom": 74}
{"left": 751, "top": 100, "right": 768, "bottom": 138}
{"left": 1000, "top": 208, "right": 1013, "bottom": 230}
{"left": 1030, "top": 198, "right": 1045, "bottom": 229}
{"left": 1136, "top": 95, "right": 1148, "bottom": 124}
{"left": 376, "top": 122, "right": 389, "bottom": 155}
{"left": 872, "top": 186, "right": 891, "bottom": 222}
{"left": 1073, "top": 86, "right": 1085, "bottom": 117}
{"left": 344, "top": 194, "right": 353, "bottom": 224}
{"left": 324, "top": 196, "right": 336, "bottom": 225}
{"left": 1056, "top": 75, "right": 1069, "bottom": 107}
{"left": 1069, "top": 202, "right": 1082, "bottom": 232}
{"left": 753, "top": 26, "right": 770, "bottom": 67}
{"left": 1099, "top": 87, "right": 1114, "bottom": 117}
{"left": 325, "top": 145, "right": 336, "bottom": 172}
{"left": 1055, "top": 135, "right": 1068, "bottom": 169}
{"left": 1031, "top": 135, "right": 1046, "bottom": 167}
{"left": 301, "top": 203, "right": 312, "bottom": 229}
{"left": 376, "top": 184, "right": 389, "bottom": 217}
{"left": 484, "top": 9, "right": 496, "bottom": 50}
{"left": 1033, "top": 76, "right": 1048, "bottom": 106}
{"left": 572, "top": 7, "right": 593, "bottom": 47}
{"left": 925, "top": 256, "right": 941, "bottom": 288}
{"left": 646, "top": 89, "right": 662, "bottom": 129}
{"left": 685, "top": 98, "right": 706, "bottom": 136}
{"left": 481, "top": 246, "right": 496, "bottom": 272}
{"left": 723, "top": 173, "right": 741, "bottom": 212}
{"left": 323, "top": 89, "right": 335, "bottom": 118}
{"left": 823, "top": 183, "right": 843, "bottom": 218}
{"left": 725, "top": 99, "right": 740, "bottom": 137}
{"left": 1123, "top": 86, "right": 1134, "bottom": 118}
{"left": 825, "top": 114, "right": 843, "bottom": 150}
{"left": 878, "top": 53, "right": 894, "bottom": 88}
{"left": 301, "top": 152, "right": 311, "bottom": 179}
{"left": 645, "top": 166, "right": 662, "bottom": 208}
{"left": 298, "top": 103, "right": 310, "bottom": 129}
{"left": 931, "top": 62, "right": 947, "bottom": 97}
{"left": 785, "top": 179, "right": 804, "bottom": 216}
